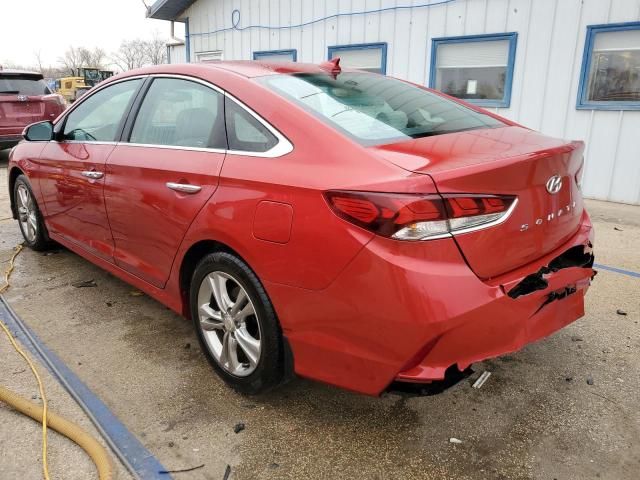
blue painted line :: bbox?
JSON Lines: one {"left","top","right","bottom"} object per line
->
{"left": 594, "top": 263, "right": 640, "bottom": 279}
{"left": 0, "top": 296, "right": 172, "bottom": 480}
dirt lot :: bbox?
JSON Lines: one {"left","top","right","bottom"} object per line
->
{"left": 1, "top": 154, "right": 639, "bottom": 479}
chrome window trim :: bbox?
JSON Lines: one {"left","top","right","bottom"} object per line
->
{"left": 55, "top": 75, "right": 149, "bottom": 128}
{"left": 124, "top": 142, "right": 226, "bottom": 154}
{"left": 53, "top": 73, "right": 294, "bottom": 158}
{"left": 450, "top": 197, "right": 519, "bottom": 236}
{"left": 57, "top": 140, "right": 119, "bottom": 146}
{"left": 223, "top": 89, "right": 294, "bottom": 158}
{"left": 130, "top": 73, "right": 293, "bottom": 158}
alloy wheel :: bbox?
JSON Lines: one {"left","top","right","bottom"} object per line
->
{"left": 197, "top": 271, "right": 262, "bottom": 377}
{"left": 16, "top": 184, "right": 38, "bottom": 243}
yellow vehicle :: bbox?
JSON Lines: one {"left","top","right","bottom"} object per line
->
{"left": 56, "top": 69, "right": 114, "bottom": 103}
{"left": 56, "top": 76, "right": 87, "bottom": 103}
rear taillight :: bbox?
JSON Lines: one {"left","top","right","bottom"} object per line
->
{"left": 324, "top": 191, "right": 517, "bottom": 241}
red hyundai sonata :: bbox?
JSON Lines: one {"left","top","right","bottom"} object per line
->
{"left": 8, "top": 61, "right": 595, "bottom": 395}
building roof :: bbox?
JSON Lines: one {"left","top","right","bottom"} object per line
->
{"left": 147, "top": 0, "right": 196, "bottom": 21}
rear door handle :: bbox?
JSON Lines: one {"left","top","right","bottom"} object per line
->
{"left": 166, "top": 182, "right": 202, "bottom": 194}
{"left": 81, "top": 171, "right": 104, "bottom": 179}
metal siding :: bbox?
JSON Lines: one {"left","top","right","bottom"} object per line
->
{"left": 177, "top": 0, "right": 640, "bottom": 204}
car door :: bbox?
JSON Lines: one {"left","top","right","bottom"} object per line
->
{"left": 37, "top": 78, "right": 144, "bottom": 261}
{"left": 103, "top": 76, "right": 227, "bottom": 288}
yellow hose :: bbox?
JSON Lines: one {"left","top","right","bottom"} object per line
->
{"left": 0, "top": 244, "right": 23, "bottom": 294}
{"left": 1, "top": 244, "right": 112, "bottom": 479}
{"left": 0, "top": 385, "right": 113, "bottom": 480}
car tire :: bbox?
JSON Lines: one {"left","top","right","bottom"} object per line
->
{"left": 190, "top": 251, "right": 284, "bottom": 395}
{"left": 13, "top": 175, "right": 52, "bottom": 251}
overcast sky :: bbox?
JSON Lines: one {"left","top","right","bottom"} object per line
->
{"left": 0, "top": 0, "right": 172, "bottom": 68}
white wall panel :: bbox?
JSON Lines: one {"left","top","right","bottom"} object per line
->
{"left": 177, "top": 0, "right": 640, "bottom": 204}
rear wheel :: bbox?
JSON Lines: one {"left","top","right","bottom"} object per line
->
{"left": 190, "top": 252, "right": 283, "bottom": 394}
{"left": 13, "top": 175, "right": 51, "bottom": 251}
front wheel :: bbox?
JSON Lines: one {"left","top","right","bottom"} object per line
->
{"left": 13, "top": 175, "right": 51, "bottom": 251}
{"left": 190, "top": 252, "right": 284, "bottom": 394}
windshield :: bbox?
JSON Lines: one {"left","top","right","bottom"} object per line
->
{"left": 260, "top": 72, "right": 503, "bottom": 146}
{"left": 0, "top": 75, "right": 51, "bottom": 95}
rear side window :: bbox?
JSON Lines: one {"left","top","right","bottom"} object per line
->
{"left": 63, "top": 79, "right": 142, "bottom": 142}
{"left": 130, "top": 78, "right": 226, "bottom": 149}
{"left": 224, "top": 97, "right": 277, "bottom": 152}
{"left": 260, "top": 72, "right": 503, "bottom": 146}
{"left": 0, "top": 75, "right": 50, "bottom": 95}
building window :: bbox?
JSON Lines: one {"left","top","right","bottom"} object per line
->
{"left": 195, "top": 50, "right": 224, "bottom": 63}
{"left": 327, "top": 43, "right": 388, "bottom": 74}
{"left": 577, "top": 22, "right": 640, "bottom": 110}
{"left": 429, "top": 33, "right": 518, "bottom": 108}
{"left": 253, "top": 49, "right": 297, "bottom": 62}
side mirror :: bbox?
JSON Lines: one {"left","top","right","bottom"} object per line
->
{"left": 23, "top": 121, "right": 54, "bottom": 142}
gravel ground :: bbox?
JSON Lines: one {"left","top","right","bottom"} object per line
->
{"left": 1, "top": 152, "right": 639, "bottom": 479}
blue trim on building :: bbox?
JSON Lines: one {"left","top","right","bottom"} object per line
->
{"left": 429, "top": 32, "right": 518, "bottom": 108}
{"left": 185, "top": 17, "right": 191, "bottom": 63}
{"left": 0, "top": 297, "right": 171, "bottom": 480}
{"left": 253, "top": 49, "right": 298, "bottom": 61}
{"left": 577, "top": 22, "right": 640, "bottom": 111}
{"left": 327, "top": 42, "right": 388, "bottom": 74}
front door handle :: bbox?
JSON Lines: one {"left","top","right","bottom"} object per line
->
{"left": 81, "top": 171, "right": 104, "bottom": 179}
{"left": 166, "top": 182, "right": 202, "bottom": 194}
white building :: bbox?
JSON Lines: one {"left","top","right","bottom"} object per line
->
{"left": 148, "top": 0, "right": 640, "bottom": 205}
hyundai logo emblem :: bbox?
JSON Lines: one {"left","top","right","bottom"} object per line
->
{"left": 546, "top": 175, "right": 563, "bottom": 194}
{"left": 17, "top": 94, "right": 28, "bottom": 102}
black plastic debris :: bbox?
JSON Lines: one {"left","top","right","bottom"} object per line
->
{"left": 159, "top": 464, "right": 204, "bottom": 474}
{"left": 616, "top": 309, "right": 628, "bottom": 316}
{"left": 223, "top": 465, "right": 232, "bottom": 480}
{"left": 508, "top": 244, "right": 594, "bottom": 299}
{"left": 233, "top": 422, "right": 245, "bottom": 434}
{"left": 72, "top": 279, "right": 97, "bottom": 288}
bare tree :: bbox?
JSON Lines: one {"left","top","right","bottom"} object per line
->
{"left": 34, "top": 50, "right": 44, "bottom": 73}
{"left": 78, "top": 47, "right": 107, "bottom": 68}
{"left": 59, "top": 46, "right": 83, "bottom": 76}
{"left": 111, "top": 39, "right": 148, "bottom": 71}
{"left": 145, "top": 33, "right": 167, "bottom": 65}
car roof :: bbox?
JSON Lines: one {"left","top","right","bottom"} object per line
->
{"left": 118, "top": 60, "right": 352, "bottom": 79}
{"left": 0, "top": 68, "right": 43, "bottom": 78}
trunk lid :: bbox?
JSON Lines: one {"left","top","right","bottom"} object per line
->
{"left": 372, "top": 126, "right": 585, "bottom": 279}
{"left": 0, "top": 95, "right": 47, "bottom": 128}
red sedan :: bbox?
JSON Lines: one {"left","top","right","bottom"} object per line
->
{"left": 7, "top": 61, "right": 595, "bottom": 396}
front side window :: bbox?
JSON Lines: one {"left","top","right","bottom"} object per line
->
{"left": 327, "top": 43, "right": 387, "bottom": 74}
{"left": 430, "top": 33, "right": 517, "bottom": 108}
{"left": 261, "top": 72, "right": 503, "bottom": 146}
{"left": 578, "top": 23, "right": 640, "bottom": 109}
{"left": 130, "top": 78, "right": 226, "bottom": 149}
{"left": 63, "top": 79, "right": 142, "bottom": 142}
{"left": 253, "top": 49, "right": 297, "bottom": 62}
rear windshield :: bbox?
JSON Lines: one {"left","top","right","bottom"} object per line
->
{"left": 260, "top": 72, "right": 503, "bottom": 146}
{"left": 0, "top": 75, "right": 51, "bottom": 95}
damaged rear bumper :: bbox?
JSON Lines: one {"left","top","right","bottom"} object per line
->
{"left": 396, "top": 213, "right": 595, "bottom": 384}
{"left": 265, "top": 211, "right": 595, "bottom": 396}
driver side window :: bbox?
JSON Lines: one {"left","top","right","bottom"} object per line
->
{"left": 63, "top": 79, "right": 142, "bottom": 142}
